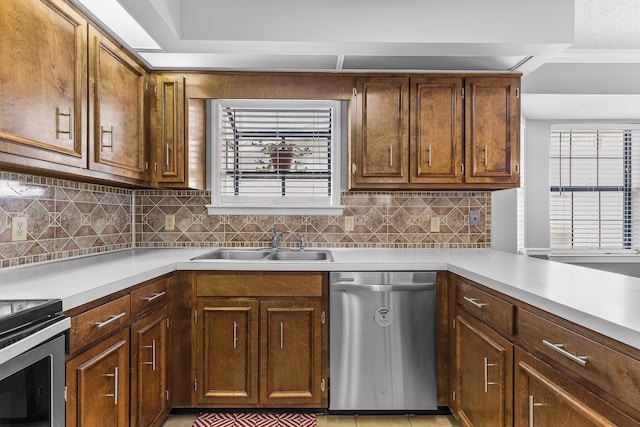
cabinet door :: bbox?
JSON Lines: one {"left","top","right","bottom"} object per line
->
{"left": 196, "top": 298, "right": 259, "bottom": 406}
{"left": 260, "top": 299, "right": 323, "bottom": 406}
{"left": 465, "top": 77, "right": 520, "bottom": 186}
{"left": 455, "top": 313, "right": 513, "bottom": 427}
{"left": 131, "top": 309, "right": 167, "bottom": 427}
{"left": 66, "top": 328, "right": 130, "bottom": 427}
{"left": 151, "top": 75, "right": 185, "bottom": 187}
{"left": 88, "top": 26, "right": 148, "bottom": 182}
{"left": 515, "top": 348, "right": 625, "bottom": 427}
{"left": 410, "top": 77, "right": 463, "bottom": 184}
{"left": 352, "top": 77, "right": 409, "bottom": 186}
{"left": 0, "top": 0, "right": 87, "bottom": 168}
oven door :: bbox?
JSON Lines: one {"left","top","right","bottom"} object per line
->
{"left": 0, "top": 325, "right": 67, "bottom": 427}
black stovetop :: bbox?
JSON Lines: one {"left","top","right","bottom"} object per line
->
{"left": 0, "top": 299, "right": 63, "bottom": 349}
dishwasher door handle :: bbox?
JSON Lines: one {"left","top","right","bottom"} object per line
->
{"left": 331, "top": 282, "right": 435, "bottom": 292}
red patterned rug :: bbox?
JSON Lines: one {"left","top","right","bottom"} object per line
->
{"left": 192, "top": 412, "right": 316, "bottom": 427}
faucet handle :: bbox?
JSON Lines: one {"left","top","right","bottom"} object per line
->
{"left": 299, "top": 234, "right": 305, "bottom": 250}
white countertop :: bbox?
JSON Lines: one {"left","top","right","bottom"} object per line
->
{"left": 2, "top": 247, "right": 640, "bottom": 351}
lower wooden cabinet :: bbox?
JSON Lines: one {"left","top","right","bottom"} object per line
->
{"left": 131, "top": 308, "right": 168, "bottom": 427}
{"left": 194, "top": 272, "right": 328, "bottom": 408}
{"left": 66, "top": 328, "right": 130, "bottom": 427}
{"left": 453, "top": 312, "right": 513, "bottom": 427}
{"left": 514, "top": 347, "right": 639, "bottom": 427}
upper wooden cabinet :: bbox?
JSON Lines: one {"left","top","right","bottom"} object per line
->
{"left": 465, "top": 77, "right": 520, "bottom": 186}
{"left": 150, "top": 74, "right": 206, "bottom": 189}
{"left": 350, "top": 74, "right": 520, "bottom": 190}
{"left": 88, "top": 26, "right": 148, "bottom": 183}
{"left": 352, "top": 77, "right": 409, "bottom": 185}
{"left": 0, "top": 0, "right": 87, "bottom": 168}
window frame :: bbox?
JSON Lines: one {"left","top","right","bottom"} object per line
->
{"left": 207, "top": 99, "right": 344, "bottom": 215}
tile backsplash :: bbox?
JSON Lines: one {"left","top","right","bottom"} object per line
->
{"left": 0, "top": 172, "right": 491, "bottom": 269}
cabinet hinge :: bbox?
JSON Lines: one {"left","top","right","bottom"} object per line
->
{"left": 166, "top": 389, "right": 169, "bottom": 401}
{"left": 145, "top": 82, "right": 149, "bottom": 91}
{"left": 453, "top": 318, "right": 457, "bottom": 329}
{"left": 461, "top": 87, "right": 465, "bottom": 99}
{"left": 154, "top": 162, "right": 158, "bottom": 172}
{"left": 64, "top": 386, "right": 67, "bottom": 402}
{"left": 352, "top": 163, "right": 357, "bottom": 174}
{"left": 460, "top": 163, "right": 465, "bottom": 174}
{"left": 145, "top": 161, "right": 149, "bottom": 171}
{"left": 515, "top": 164, "right": 520, "bottom": 174}
{"left": 516, "top": 88, "right": 520, "bottom": 98}
{"left": 321, "top": 378, "right": 326, "bottom": 393}
{"left": 194, "top": 378, "right": 198, "bottom": 391}
{"left": 166, "top": 318, "right": 170, "bottom": 328}
{"left": 452, "top": 390, "right": 456, "bottom": 401}
{"left": 154, "top": 85, "right": 158, "bottom": 95}
{"left": 353, "top": 87, "right": 357, "bottom": 97}
{"left": 194, "top": 310, "right": 198, "bottom": 323}
{"left": 321, "top": 310, "right": 326, "bottom": 325}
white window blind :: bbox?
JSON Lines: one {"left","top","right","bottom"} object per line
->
{"left": 549, "top": 128, "right": 640, "bottom": 252}
{"left": 208, "top": 99, "right": 343, "bottom": 215}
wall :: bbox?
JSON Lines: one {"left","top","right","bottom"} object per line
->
{"left": 0, "top": 171, "right": 492, "bottom": 269}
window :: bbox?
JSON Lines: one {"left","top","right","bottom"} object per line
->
{"left": 549, "top": 126, "right": 640, "bottom": 252}
{"left": 208, "top": 99, "right": 343, "bottom": 215}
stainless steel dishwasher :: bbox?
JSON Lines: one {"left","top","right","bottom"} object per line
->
{"left": 329, "top": 271, "right": 438, "bottom": 411}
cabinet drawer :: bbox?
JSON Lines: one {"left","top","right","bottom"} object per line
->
{"left": 131, "top": 278, "right": 168, "bottom": 318}
{"left": 456, "top": 279, "right": 514, "bottom": 337}
{"left": 518, "top": 308, "right": 640, "bottom": 411}
{"left": 197, "top": 272, "right": 323, "bottom": 297}
{"left": 69, "top": 295, "right": 131, "bottom": 354}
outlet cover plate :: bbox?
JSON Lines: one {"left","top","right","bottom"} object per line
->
{"left": 165, "top": 214, "right": 175, "bottom": 231}
{"left": 469, "top": 210, "right": 481, "bottom": 227}
{"left": 11, "top": 217, "right": 27, "bottom": 241}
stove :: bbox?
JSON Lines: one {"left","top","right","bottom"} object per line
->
{"left": 0, "top": 299, "right": 64, "bottom": 350}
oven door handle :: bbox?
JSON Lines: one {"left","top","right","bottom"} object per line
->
{"left": 95, "top": 312, "right": 126, "bottom": 328}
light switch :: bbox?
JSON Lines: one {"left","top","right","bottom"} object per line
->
{"left": 344, "top": 216, "right": 355, "bottom": 232}
{"left": 430, "top": 217, "right": 440, "bottom": 232}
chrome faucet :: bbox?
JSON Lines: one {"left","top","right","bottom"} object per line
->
{"left": 271, "top": 227, "right": 292, "bottom": 249}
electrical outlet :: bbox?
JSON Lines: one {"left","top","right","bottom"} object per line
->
{"left": 344, "top": 216, "right": 355, "bottom": 232}
{"left": 165, "top": 214, "right": 175, "bottom": 231}
{"left": 469, "top": 210, "right": 481, "bottom": 227}
{"left": 11, "top": 217, "right": 27, "bottom": 241}
{"left": 430, "top": 216, "right": 440, "bottom": 232}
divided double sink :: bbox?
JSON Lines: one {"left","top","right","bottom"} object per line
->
{"left": 191, "top": 248, "right": 334, "bottom": 262}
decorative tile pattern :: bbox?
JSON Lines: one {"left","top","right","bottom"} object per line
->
{"left": 0, "top": 172, "right": 132, "bottom": 268}
{"left": 0, "top": 171, "right": 491, "bottom": 269}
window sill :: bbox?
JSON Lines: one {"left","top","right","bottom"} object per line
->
{"left": 206, "top": 204, "right": 345, "bottom": 216}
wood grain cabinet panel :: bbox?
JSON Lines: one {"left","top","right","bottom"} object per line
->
{"left": 131, "top": 308, "right": 168, "bottom": 427}
{"left": 66, "top": 328, "right": 130, "bottom": 427}
{"left": 88, "top": 26, "right": 148, "bottom": 182}
{"left": 465, "top": 77, "right": 520, "bottom": 186}
{"left": 410, "top": 77, "right": 463, "bottom": 184}
{"left": 352, "top": 77, "right": 409, "bottom": 185}
{"left": 0, "top": 0, "right": 87, "bottom": 168}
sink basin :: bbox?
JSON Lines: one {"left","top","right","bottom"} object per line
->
{"left": 191, "top": 248, "right": 272, "bottom": 260}
{"left": 266, "top": 250, "right": 333, "bottom": 261}
{"left": 191, "top": 248, "right": 333, "bottom": 262}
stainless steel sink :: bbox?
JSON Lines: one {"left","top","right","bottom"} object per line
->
{"left": 191, "top": 248, "right": 272, "bottom": 260}
{"left": 266, "top": 250, "right": 333, "bottom": 261}
{"left": 191, "top": 248, "right": 333, "bottom": 262}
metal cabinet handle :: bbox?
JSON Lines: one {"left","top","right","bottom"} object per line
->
{"left": 428, "top": 145, "right": 432, "bottom": 167}
{"left": 542, "top": 339, "right": 588, "bottom": 366}
{"left": 144, "top": 292, "right": 166, "bottom": 302}
{"left": 280, "top": 321, "right": 284, "bottom": 349}
{"left": 528, "top": 395, "right": 543, "bottom": 427}
{"left": 100, "top": 125, "right": 114, "bottom": 152}
{"left": 56, "top": 107, "right": 73, "bottom": 140}
{"left": 143, "top": 339, "right": 157, "bottom": 370}
{"left": 463, "top": 296, "right": 486, "bottom": 309}
{"left": 483, "top": 357, "right": 498, "bottom": 392}
{"left": 233, "top": 321, "right": 238, "bottom": 349}
{"left": 104, "top": 367, "right": 119, "bottom": 404}
{"left": 389, "top": 145, "right": 393, "bottom": 167}
{"left": 95, "top": 312, "right": 126, "bottom": 328}
{"left": 483, "top": 145, "right": 488, "bottom": 166}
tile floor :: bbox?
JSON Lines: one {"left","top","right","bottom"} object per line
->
{"left": 161, "top": 413, "right": 460, "bottom": 427}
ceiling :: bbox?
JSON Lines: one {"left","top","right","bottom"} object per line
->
{"left": 72, "top": 0, "right": 640, "bottom": 120}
